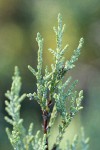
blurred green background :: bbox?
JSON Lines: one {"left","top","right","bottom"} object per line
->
{"left": 0, "top": 0, "right": 100, "bottom": 149}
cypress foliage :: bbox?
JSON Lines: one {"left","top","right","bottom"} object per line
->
{"left": 5, "top": 14, "right": 89, "bottom": 150}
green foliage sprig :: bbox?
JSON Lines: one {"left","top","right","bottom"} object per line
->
{"left": 5, "top": 14, "right": 89, "bottom": 150}
{"left": 5, "top": 67, "right": 47, "bottom": 150}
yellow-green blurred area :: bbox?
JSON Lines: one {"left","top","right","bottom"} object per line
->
{"left": 0, "top": 0, "right": 100, "bottom": 149}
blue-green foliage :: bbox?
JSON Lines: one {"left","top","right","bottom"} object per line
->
{"left": 5, "top": 67, "right": 47, "bottom": 150}
{"left": 5, "top": 14, "right": 89, "bottom": 150}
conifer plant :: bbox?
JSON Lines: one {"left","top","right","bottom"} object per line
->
{"left": 5, "top": 14, "right": 89, "bottom": 150}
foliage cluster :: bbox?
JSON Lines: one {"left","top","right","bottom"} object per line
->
{"left": 5, "top": 14, "right": 89, "bottom": 150}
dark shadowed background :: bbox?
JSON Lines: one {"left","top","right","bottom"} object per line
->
{"left": 0, "top": 0, "right": 100, "bottom": 149}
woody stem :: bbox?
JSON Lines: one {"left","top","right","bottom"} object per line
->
{"left": 42, "top": 100, "right": 52, "bottom": 150}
